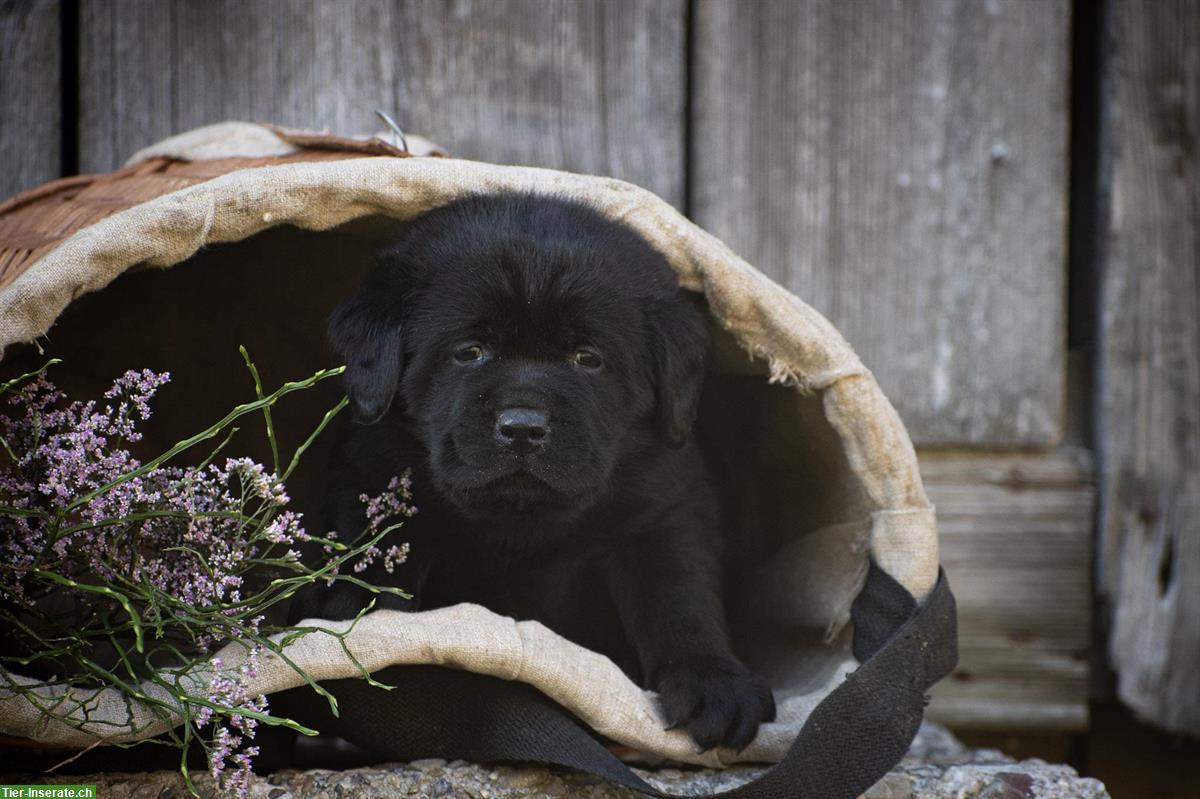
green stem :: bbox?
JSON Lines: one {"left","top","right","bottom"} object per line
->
{"left": 282, "top": 395, "right": 349, "bottom": 482}
{"left": 238, "top": 347, "right": 279, "bottom": 476}
{"left": 0, "top": 358, "right": 62, "bottom": 394}
{"left": 34, "top": 571, "right": 145, "bottom": 654}
{"left": 66, "top": 366, "right": 343, "bottom": 513}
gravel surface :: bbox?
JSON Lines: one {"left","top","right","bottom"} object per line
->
{"left": 1, "top": 724, "right": 1109, "bottom": 798}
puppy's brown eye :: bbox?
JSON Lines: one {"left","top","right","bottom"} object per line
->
{"left": 454, "top": 344, "right": 486, "bottom": 363}
{"left": 571, "top": 349, "right": 602, "bottom": 369}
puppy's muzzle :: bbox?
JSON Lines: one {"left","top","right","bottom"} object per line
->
{"left": 495, "top": 407, "right": 550, "bottom": 455}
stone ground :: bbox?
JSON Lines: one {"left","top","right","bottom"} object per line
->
{"left": 1, "top": 724, "right": 1109, "bottom": 798}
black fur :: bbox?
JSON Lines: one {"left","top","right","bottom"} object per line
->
{"left": 291, "top": 194, "right": 774, "bottom": 751}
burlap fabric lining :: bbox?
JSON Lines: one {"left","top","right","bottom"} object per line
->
{"left": 0, "top": 123, "right": 937, "bottom": 768}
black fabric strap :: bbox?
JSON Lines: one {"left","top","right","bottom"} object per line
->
{"left": 272, "top": 565, "right": 957, "bottom": 798}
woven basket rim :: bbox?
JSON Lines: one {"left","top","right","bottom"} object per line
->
{"left": 0, "top": 125, "right": 427, "bottom": 293}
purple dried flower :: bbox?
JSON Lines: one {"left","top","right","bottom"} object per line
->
{"left": 0, "top": 370, "right": 315, "bottom": 610}
{"left": 350, "top": 472, "right": 416, "bottom": 574}
{"left": 384, "top": 543, "right": 409, "bottom": 574}
{"left": 0, "top": 362, "right": 414, "bottom": 790}
{"left": 196, "top": 647, "right": 266, "bottom": 799}
{"left": 358, "top": 472, "right": 417, "bottom": 531}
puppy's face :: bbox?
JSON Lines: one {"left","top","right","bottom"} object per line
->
{"left": 400, "top": 251, "right": 656, "bottom": 521}
{"left": 330, "top": 195, "right": 708, "bottom": 526}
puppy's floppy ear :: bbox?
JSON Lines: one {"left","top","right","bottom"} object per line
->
{"left": 328, "top": 282, "right": 403, "bottom": 425}
{"left": 649, "top": 294, "right": 709, "bottom": 447}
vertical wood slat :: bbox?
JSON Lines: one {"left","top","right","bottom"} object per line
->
{"left": 0, "top": 0, "right": 61, "bottom": 199}
{"left": 1099, "top": 0, "right": 1200, "bottom": 736}
{"left": 691, "top": 0, "right": 1070, "bottom": 447}
{"left": 76, "top": 0, "right": 685, "bottom": 208}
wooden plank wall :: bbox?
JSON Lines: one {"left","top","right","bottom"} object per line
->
{"left": 0, "top": 0, "right": 1112, "bottom": 733}
{"left": 76, "top": 0, "right": 686, "bottom": 207}
{"left": 692, "top": 0, "right": 1071, "bottom": 448}
{"left": 923, "top": 449, "right": 1093, "bottom": 730}
{"left": 1098, "top": 0, "right": 1200, "bottom": 736}
{"left": 0, "top": 0, "right": 60, "bottom": 199}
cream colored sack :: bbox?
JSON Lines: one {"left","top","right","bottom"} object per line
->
{"left": 0, "top": 123, "right": 937, "bottom": 768}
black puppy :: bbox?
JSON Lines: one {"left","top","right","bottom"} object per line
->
{"left": 290, "top": 194, "right": 775, "bottom": 750}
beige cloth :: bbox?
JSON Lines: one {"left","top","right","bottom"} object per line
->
{"left": 2, "top": 605, "right": 856, "bottom": 767}
{"left": 0, "top": 123, "right": 936, "bottom": 765}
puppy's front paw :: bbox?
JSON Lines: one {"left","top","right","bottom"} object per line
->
{"left": 654, "top": 656, "right": 776, "bottom": 751}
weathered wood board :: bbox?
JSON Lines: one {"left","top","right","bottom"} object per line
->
{"left": 692, "top": 0, "right": 1070, "bottom": 447}
{"left": 923, "top": 449, "right": 1093, "bottom": 731}
{"left": 77, "top": 0, "right": 685, "bottom": 207}
{"left": 0, "top": 0, "right": 60, "bottom": 199}
{"left": 1098, "top": 0, "right": 1200, "bottom": 736}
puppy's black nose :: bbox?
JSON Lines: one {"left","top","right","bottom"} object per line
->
{"left": 495, "top": 407, "right": 549, "bottom": 454}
